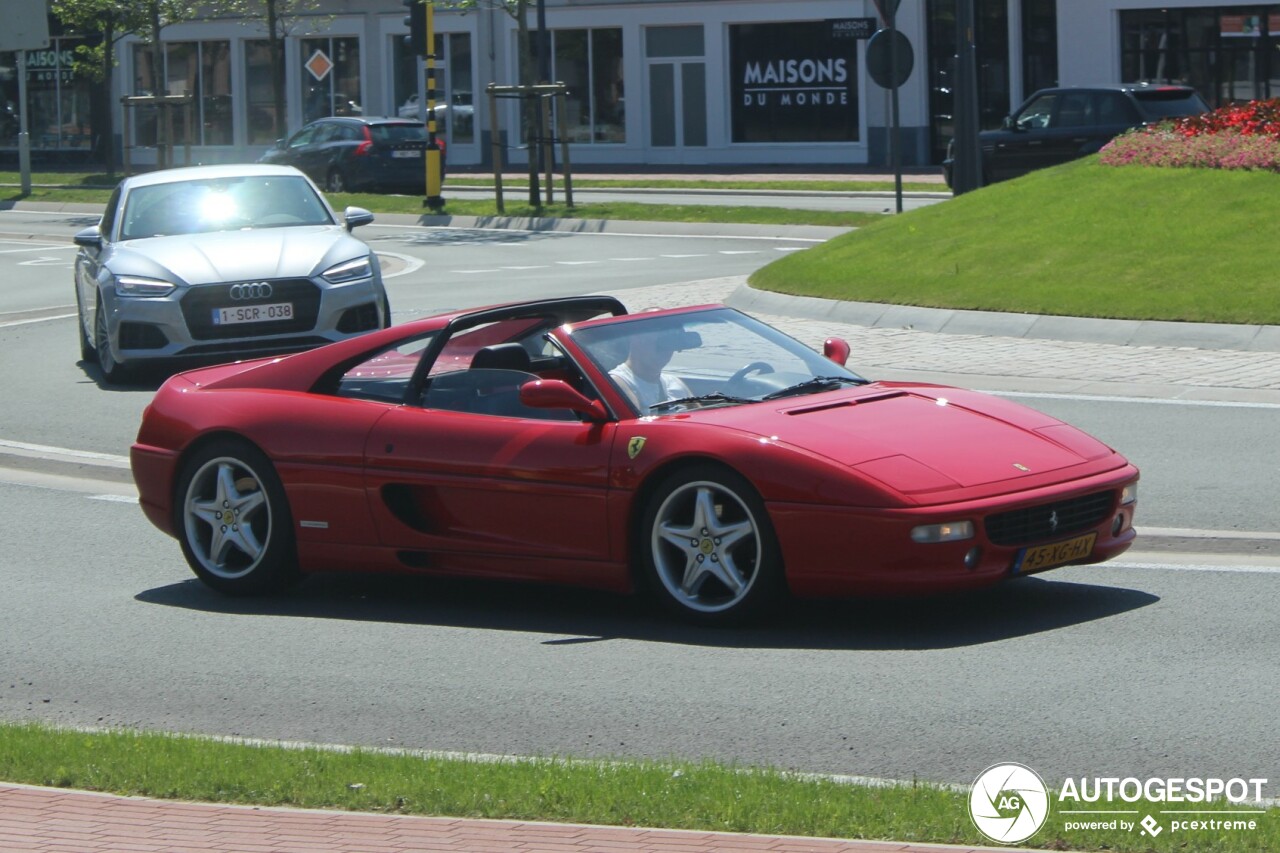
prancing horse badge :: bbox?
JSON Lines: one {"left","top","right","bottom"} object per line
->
{"left": 627, "top": 436, "right": 647, "bottom": 459}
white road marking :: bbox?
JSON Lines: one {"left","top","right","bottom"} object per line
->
{"left": 555, "top": 260, "right": 600, "bottom": 265}
{"left": 989, "top": 390, "right": 1280, "bottom": 410}
{"left": 0, "top": 312, "right": 76, "bottom": 329}
{"left": 660, "top": 254, "right": 707, "bottom": 259}
{"left": 0, "top": 439, "right": 130, "bottom": 466}
{"left": 0, "top": 242, "right": 75, "bottom": 254}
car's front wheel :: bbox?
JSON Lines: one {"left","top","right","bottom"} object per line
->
{"left": 75, "top": 289, "right": 93, "bottom": 362}
{"left": 93, "top": 295, "right": 129, "bottom": 383}
{"left": 639, "top": 464, "right": 784, "bottom": 625}
{"left": 175, "top": 439, "right": 298, "bottom": 596}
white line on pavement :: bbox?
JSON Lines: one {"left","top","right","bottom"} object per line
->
{"left": 0, "top": 312, "right": 76, "bottom": 329}
{"left": 989, "top": 390, "right": 1280, "bottom": 410}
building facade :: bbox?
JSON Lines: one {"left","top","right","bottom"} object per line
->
{"left": 1, "top": 0, "right": 1277, "bottom": 171}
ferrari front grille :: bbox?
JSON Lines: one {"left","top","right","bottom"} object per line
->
{"left": 985, "top": 490, "right": 1115, "bottom": 546}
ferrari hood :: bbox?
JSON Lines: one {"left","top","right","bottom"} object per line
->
{"left": 703, "top": 385, "right": 1115, "bottom": 495}
{"left": 114, "top": 226, "right": 366, "bottom": 285}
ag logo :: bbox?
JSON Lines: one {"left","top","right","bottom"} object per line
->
{"left": 969, "top": 763, "right": 1049, "bottom": 844}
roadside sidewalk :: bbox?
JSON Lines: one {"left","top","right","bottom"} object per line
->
{"left": 0, "top": 782, "right": 1047, "bottom": 853}
{"left": 606, "top": 277, "right": 1280, "bottom": 405}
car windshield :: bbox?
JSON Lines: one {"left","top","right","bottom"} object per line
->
{"left": 119, "top": 175, "right": 334, "bottom": 239}
{"left": 569, "top": 307, "right": 867, "bottom": 415}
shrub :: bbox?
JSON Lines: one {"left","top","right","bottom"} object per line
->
{"left": 1099, "top": 97, "right": 1280, "bottom": 172}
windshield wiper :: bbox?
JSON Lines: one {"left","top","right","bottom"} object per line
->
{"left": 649, "top": 392, "right": 754, "bottom": 413}
{"left": 761, "top": 375, "right": 868, "bottom": 401}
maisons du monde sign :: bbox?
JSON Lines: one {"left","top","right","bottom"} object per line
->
{"left": 729, "top": 19, "right": 860, "bottom": 143}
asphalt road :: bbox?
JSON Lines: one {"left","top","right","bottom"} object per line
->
{"left": 1, "top": 206, "right": 1277, "bottom": 791}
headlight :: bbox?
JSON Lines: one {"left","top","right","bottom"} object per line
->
{"left": 322, "top": 257, "right": 372, "bottom": 283}
{"left": 113, "top": 275, "right": 175, "bottom": 297}
{"left": 1120, "top": 482, "right": 1138, "bottom": 505}
{"left": 910, "top": 521, "right": 975, "bottom": 544}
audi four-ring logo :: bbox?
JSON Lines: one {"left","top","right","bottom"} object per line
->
{"left": 230, "top": 282, "right": 273, "bottom": 300}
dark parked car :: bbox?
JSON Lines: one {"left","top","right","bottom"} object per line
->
{"left": 259, "top": 116, "right": 446, "bottom": 194}
{"left": 944, "top": 83, "right": 1209, "bottom": 187}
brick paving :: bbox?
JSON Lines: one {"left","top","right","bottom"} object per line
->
{"left": 609, "top": 277, "right": 1280, "bottom": 400}
{"left": 0, "top": 783, "right": 1041, "bottom": 853}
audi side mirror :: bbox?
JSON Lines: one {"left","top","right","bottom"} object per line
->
{"left": 343, "top": 206, "right": 375, "bottom": 231}
{"left": 74, "top": 226, "right": 103, "bottom": 249}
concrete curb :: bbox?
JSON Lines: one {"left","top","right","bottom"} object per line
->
{"left": 726, "top": 283, "right": 1280, "bottom": 353}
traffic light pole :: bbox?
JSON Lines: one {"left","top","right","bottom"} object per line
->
{"left": 405, "top": 0, "right": 444, "bottom": 210}
{"left": 423, "top": 1, "right": 445, "bottom": 211}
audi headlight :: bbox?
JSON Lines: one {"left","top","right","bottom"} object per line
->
{"left": 910, "top": 521, "right": 975, "bottom": 544}
{"left": 113, "top": 275, "right": 175, "bottom": 297}
{"left": 322, "top": 257, "right": 372, "bottom": 283}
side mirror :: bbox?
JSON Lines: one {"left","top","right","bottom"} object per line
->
{"left": 823, "top": 337, "right": 850, "bottom": 367}
{"left": 520, "top": 379, "right": 608, "bottom": 421}
{"left": 274, "top": 138, "right": 285, "bottom": 149}
{"left": 73, "top": 226, "right": 103, "bottom": 249}
{"left": 343, "top": 206, "right": 375, "bottom": 231}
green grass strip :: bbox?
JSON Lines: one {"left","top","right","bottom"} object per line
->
{"left": 750, "top": 157, "right": 1280, "bottom": 325}
{"left": 1, "top": 723, "right": 1275, "bottom": 851}
{"left": 0, "top": 173, "right": 880, "bottom": 228}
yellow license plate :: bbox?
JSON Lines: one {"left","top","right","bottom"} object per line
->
{"left": 1015, "top": 532, "right": 1097, "bottom": 574}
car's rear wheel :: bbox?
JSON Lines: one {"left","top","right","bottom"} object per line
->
{"left": 93, "top": 295, "right": 129, "bottom": 383}
{"left": 175, "top": 439, "right": 298, "bottom": 596}
{"left": 639, "top": 464, "right": 784, "bottom": 625}
{"left": 326, "top": 169, "right": 347, "bottom": 193}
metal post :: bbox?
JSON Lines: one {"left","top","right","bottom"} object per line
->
{"left": 556, "top": 91, "right": 573, "bottom": 208}
{"left": 488, "top": 85, "right": 505, "bottom": 214}
{"left": 541, "top": 94, "right": 554, "bottom": 205}
{"left": 887, "top": 8, "right": 903, "bottom": 213}
{"left": 951, "top": 0, "right": 984, "bottom": 194}
{"left": 17, "top": 51, "right": 31, "bottom": 194}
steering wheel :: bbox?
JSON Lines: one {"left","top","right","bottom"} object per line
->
{"left": 726, "top": 361, "right": 774, "bottom": 394}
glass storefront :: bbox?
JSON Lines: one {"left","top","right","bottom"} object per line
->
{"left": 728, "top": 20, "right": 860, "bottom": 143}
{"left": 131, "top": 40, "right": 232, "bottom": 149}
{"left": 0, "top": 39, "right": 93, "bottom": 154}
{"left": 392, "top": 32, "right": 475, "bottom": 144}
{"left": 1120, "top": 6, "right": 1280, "bottom": 105}
{"left": 299, "top": 37, "right": 362, "bottom": 125}
{"left": 924, "top": 0, "right": 1059, "bottom": 163}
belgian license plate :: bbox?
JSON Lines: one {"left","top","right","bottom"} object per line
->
{"left": 212, "top": 302, "right": 294, "bottom": 325}
{"left": 1014, "top": 532, "right": 1097, "bottom": 575}
{"left": 392, "top": 149, "right": 422, "bottom": 158}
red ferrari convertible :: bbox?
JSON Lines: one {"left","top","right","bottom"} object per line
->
{"left": 131, "top": 296, "right": 1139, "bottom": 624}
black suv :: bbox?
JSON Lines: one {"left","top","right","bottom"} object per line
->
{"left": 259, "top": 116, "right": 445, "bottom": 194}
{"left": 944, "top": 84, "right": 1209, "bottom": 187}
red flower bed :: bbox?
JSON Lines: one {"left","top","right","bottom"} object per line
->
{"left": 1100, "top": 97, "right": 1280, "bottom": 171}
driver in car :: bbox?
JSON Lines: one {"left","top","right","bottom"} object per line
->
{"left": 609, "top": 329, "right": 693, "bottom": 412}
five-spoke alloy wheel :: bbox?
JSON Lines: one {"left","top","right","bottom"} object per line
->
{"left": 176, "top": 440, "right": 298, "bottom": 595}
{"left": 641, "top": 464, "right": 783, "bottom": 624}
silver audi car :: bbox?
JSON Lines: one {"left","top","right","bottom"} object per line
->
{"left": 74, "top": 163, "right": 391, "bottom": 382}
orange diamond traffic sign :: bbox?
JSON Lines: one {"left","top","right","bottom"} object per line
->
{"left": 305, "top": 50, "right": 333, "bottom": 82}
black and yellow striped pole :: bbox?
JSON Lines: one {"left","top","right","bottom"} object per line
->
{"left": 423, "top": 0, "right": 445, "bottom": 211}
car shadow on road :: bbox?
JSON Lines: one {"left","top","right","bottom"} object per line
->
{"left": 135, "top": 570, "right": 1158, "bottom": 651}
